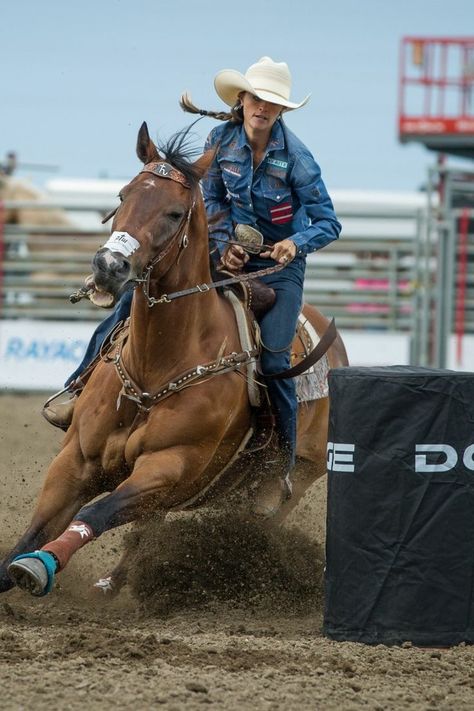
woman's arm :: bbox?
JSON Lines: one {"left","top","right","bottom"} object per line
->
{"left": 289, "top": 148, "right": 341, "bottom": 257}
{"left": 201, "top": 130, "right": 233, "bottom": 256}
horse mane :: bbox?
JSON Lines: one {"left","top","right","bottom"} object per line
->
{"left": 157, "top": 124, "right": 206, "bottom": 190}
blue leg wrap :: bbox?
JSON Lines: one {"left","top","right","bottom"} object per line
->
{"left": 11, "top": 551, "right": 57, "bottom": 596}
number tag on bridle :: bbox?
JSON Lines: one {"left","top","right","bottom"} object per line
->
{"left": 103, "top": 231, "right": 140, "bottom": 257}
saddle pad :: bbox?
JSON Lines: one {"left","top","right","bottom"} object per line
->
{"left": 294, "top": 315, "right": 330, "bottom": 403}
{"left": 224, "top": 290, "right": 261, "bottom": 407}
{"left": 224, "top": 291, "right": 329, "bottom": 405}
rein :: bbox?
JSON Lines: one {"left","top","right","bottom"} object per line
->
{"left": 131, "top": 161, "right": 287, "bottom": 308}
{"left": 129, "top": 161, "right": 195, "bottom": 305}
{"left": 89, "top": 159, "right": 336, "bottom": 408}
{"left": 141, "top": 261, "right": 286, "bottom": 306}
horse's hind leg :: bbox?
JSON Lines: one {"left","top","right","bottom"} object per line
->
{"left": 91, "top": 551, "right": 131, "bottom": 599}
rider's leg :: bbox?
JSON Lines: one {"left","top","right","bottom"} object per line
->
{"left": 42, "top": 291, "right": 134, "bottom": 430}
{"left": 250, "top": 260, "right": 304, "bottom": 516}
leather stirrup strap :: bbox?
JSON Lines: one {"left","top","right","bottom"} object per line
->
{"left": 260, "top": 318, "right": 337, "bottom": 381}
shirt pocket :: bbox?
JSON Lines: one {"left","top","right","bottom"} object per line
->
{"left": 219, "top": 158, "right": 245, "bottom": 191}
{"left": 263, "top": 188, "right": 294, "bottom": 225}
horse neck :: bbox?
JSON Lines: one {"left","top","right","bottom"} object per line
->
{"left": 126, "top": 215, "right": 222, "bottom": 383}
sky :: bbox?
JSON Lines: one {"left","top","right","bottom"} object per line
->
{"left": 1, "top": 0, "right": 473, "bottom": 193}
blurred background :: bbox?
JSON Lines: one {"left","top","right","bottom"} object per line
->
{"left": 1, "top": 0, "right": 473, "bottom": 390}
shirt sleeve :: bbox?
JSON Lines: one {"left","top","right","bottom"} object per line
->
{"left": 201, "top": 129, "right": 233, "bottom": 255}
{"left": 289, "top": 148, "right": 341, "bottom": 257}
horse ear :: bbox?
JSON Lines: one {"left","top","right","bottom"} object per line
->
{"left": 192, "top": 147, "right": 218, "bottom": 179}
{"left": 136, "top": 121, "right": 160, "bottom": 164}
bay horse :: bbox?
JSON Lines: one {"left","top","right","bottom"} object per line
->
{"left": 0, "top": 122, "right": 348, "bottom": 598}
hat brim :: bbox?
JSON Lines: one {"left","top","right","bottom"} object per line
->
{"left": 214, "top": 69, "right": 310, "bottom": 112}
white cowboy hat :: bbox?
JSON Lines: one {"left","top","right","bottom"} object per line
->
{"left": 214, "top": 56, "right": 310, "bottom": 111}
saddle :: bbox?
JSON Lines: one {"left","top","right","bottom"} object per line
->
{"left": 213, "top": 267, "right": 276, "bottom": 321}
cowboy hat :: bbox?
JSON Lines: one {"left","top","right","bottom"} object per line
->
{"left": 214, "top": 56, "right": 310, "bottom": 111}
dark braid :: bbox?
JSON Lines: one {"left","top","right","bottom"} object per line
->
{"left": 180, "top": 92, "right": 243, "bottom": 124}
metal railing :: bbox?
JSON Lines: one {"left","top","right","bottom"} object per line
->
{"left": 0, "top": 199, "right": 424, "bottom": 332}
{"left": 417, "top": 165, "right": 474, "bottom": 367}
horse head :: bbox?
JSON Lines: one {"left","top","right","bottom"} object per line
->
{"left": 88, "top": 121, "right": 214, "bottom": 308}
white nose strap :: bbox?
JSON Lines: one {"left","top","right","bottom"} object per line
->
{"left": 103, "top": 231, "right": 140, "bottom": 257}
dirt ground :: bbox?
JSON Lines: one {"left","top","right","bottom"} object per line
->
{"left": 1, "top": 394, "right": 474, "bottom": 710}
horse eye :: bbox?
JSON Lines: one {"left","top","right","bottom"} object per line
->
{"left": 167, "top": 210, "right": 184, "bottom": 221}
{"left": 118, "top": 193, "right": 124, "bottom": 202}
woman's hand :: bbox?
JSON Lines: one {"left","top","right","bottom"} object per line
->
{"left": 260, "top": 239, "right": 297, "bottom": 264}
{"left": 221, "top": 244, "right": 249, "bottom": 272}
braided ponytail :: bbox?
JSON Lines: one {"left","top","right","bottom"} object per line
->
{"left": 180, "top": 92, "right": 243, "bottom": 123}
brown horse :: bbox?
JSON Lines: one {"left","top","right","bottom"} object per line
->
{"left": 1, "top": 122, "right": 348, "bottom": 598}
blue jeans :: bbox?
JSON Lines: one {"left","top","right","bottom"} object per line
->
{"left": 65, "top": 290, "right": 134, "bottom": 387}
{"left": 246, "top": 256, "right": 305, "bottom": 468}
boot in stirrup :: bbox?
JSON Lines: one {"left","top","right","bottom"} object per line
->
{"left": 42, "top": 389, "right": 79, "bottom": 431}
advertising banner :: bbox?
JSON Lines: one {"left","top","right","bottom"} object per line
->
{"left": 0, "top": 320, "right": 97, "bottom": 391}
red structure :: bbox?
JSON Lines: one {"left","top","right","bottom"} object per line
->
{"left": 398, "top": 37, "right": 474, "bottom": 158}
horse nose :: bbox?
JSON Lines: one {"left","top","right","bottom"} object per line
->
{"left": 92, "top": 249, "right": 131, "bottom": 280}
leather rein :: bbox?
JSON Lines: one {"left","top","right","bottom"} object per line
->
{"left": 130, "top": 161, "right": 286, "bottom": 308}
{"left": 102, "top": 160, "right": 337, "bottom": 411}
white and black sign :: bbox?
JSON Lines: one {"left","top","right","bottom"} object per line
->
{"left": 324, "top": 365, "right": 474, "bottom": 646}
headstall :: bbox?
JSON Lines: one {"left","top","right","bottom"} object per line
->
{"left": 130, "top": 161, "right": 195, "bottom": 306}
{"left": 140, "top": 161, "right": 191, "bottom": 189}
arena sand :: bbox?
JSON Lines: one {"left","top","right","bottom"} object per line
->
{"left": 0, "top": 393, "right": 474, "bottom": 710}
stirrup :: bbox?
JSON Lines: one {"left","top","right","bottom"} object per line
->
{"left": 42, "top": 386, "right": 71, "bottom": 411}
{"left": 42, "top": 388, "right": 78, "bottom": 431}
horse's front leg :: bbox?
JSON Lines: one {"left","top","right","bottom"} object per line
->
{"left": 9, "top": 446, "right": 196, "bottom": 597}
{"left": 1, "top": 440, "right": 103, "bottom": 593}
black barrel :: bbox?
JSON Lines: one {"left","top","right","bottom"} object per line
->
{"left": 323, "top": 366, "right": 474, "bottom": 646}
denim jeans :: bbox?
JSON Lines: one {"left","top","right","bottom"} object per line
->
{"left": 65, "top": 290, "right": 134, "bottom": 387}
{"left": 246, "top": 256, "right": 305, "bottom": 468}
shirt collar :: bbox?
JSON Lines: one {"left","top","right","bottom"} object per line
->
{"left": 236, "top": 119, "right": 286, "bottom": 152}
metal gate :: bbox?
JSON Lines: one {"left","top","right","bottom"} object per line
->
{"left": 416, "top": 164, "right": 474, "bottom": 368}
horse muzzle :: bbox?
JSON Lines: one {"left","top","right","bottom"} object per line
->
{"left": 88, "top": 248, "right": 133, "bottom": 307}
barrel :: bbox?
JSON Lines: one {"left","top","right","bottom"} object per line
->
{"left": 323, "top": 366, "right": 474, "bottom": 646}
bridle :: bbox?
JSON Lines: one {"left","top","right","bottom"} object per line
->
{"left": 123, "top": 161, "right": 196, "bottom": 308}
{"left": 89, "top": 159, "right": 337, "bottom": 409}
{"left": 104, "top": 159, "right": 286, "bottom": 310}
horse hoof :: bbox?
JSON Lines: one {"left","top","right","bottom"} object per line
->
{"left": 8, "top": 558, "right": 49, "bottom": 597}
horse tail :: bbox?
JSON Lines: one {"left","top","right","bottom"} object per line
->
{"left": 179, "top": 92, "right": 242, "bottom": 124}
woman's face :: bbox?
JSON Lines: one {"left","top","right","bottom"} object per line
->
{"left": 240, "top": 92, "right": 283, "bottom": 136}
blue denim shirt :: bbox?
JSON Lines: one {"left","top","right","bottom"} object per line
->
{"left": 202, "top": 119, "right": 341, "bottom": 258}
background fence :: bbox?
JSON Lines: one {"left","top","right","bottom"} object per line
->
{"left": 0, "top": 197, "right": 423, "bottom": 327}
{"left": 0, "top": 176, "right": 473, "bottom": 380}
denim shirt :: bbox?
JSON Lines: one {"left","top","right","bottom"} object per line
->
{"left": 202, "top": 119, "right": 341, "bottom": 258}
